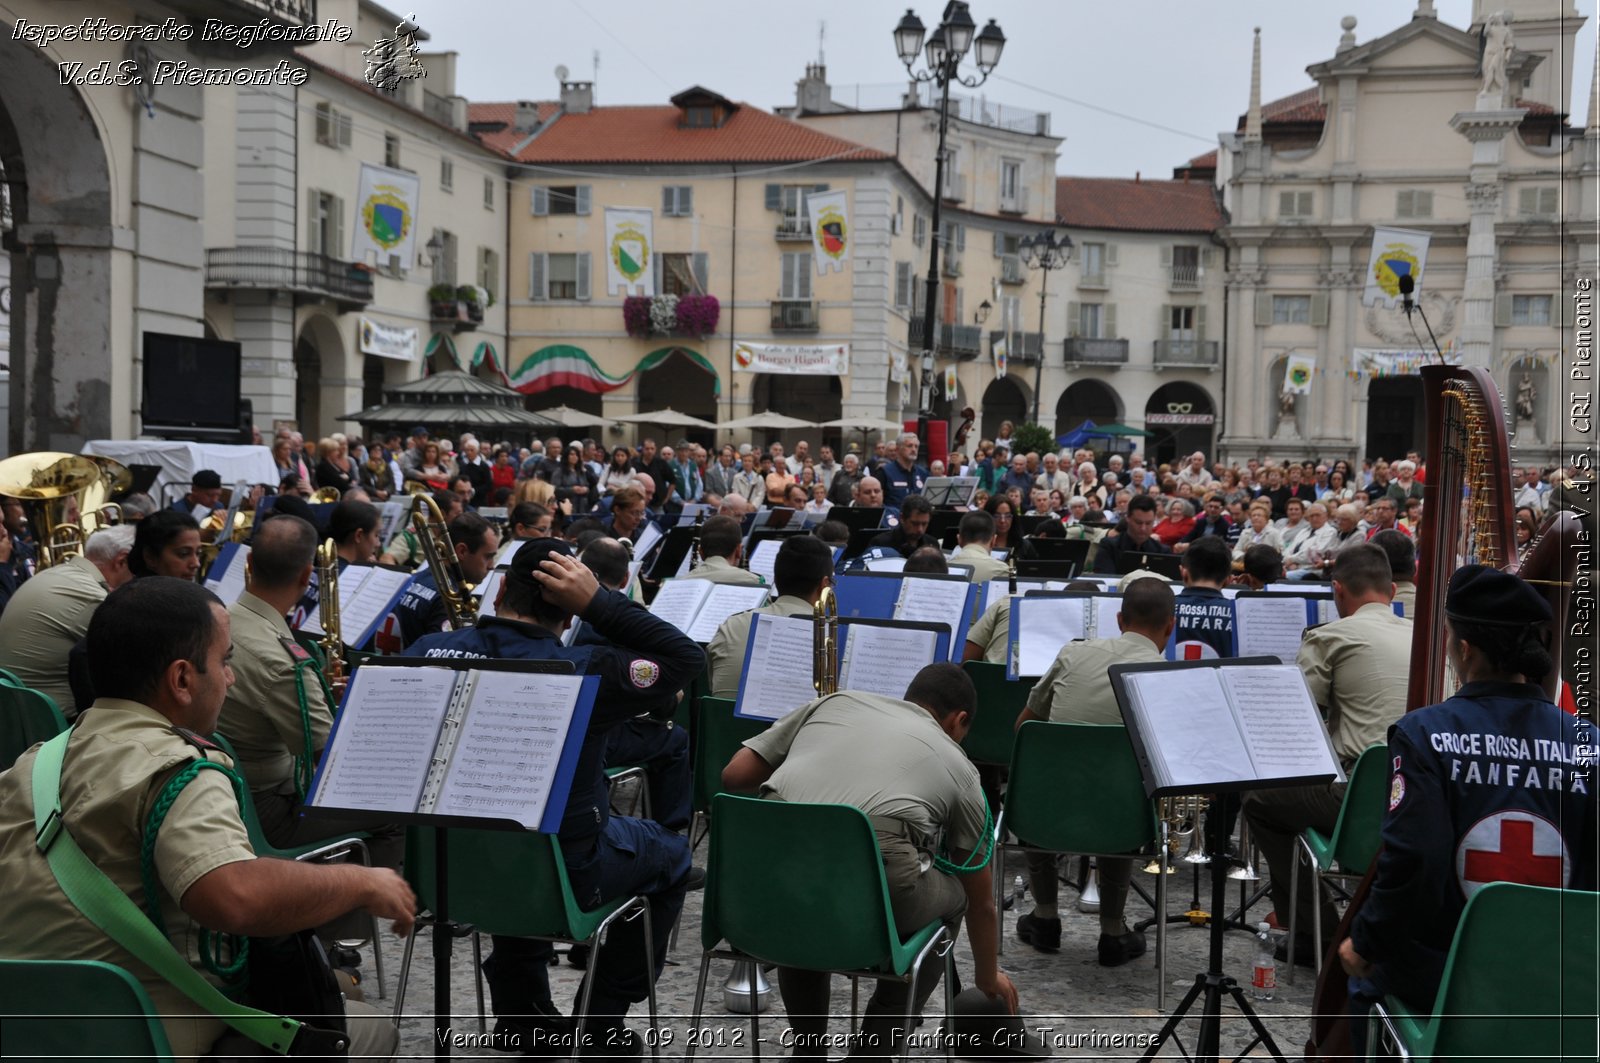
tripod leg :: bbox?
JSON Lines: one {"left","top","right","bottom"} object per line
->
{"left": 1139, "top": 973, "right": 1207, "bottom": 1061}
{"left": 1223, "top": 981, "right": 1289, "bottom": 1063}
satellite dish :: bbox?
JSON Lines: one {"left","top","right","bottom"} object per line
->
{"left": 554, "top": 64, "right": 569, "bottom": 82}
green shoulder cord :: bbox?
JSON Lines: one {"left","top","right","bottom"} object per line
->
{"left": 288, "top": 657, "right": 336, "bottom": 801}
{"left": 932, "top": 796, "right": 995, "bottom": 876}
{"left": 140, "top": 759, "right": 252, "bottom": 986}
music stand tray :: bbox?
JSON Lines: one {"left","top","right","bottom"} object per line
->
{"left": 923, "top": 476, "right": 978, "bottom": 508}
{"left": 832, "top": 506, "right": 886, "bottom": 533}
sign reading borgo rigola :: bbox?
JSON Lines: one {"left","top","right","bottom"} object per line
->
{"left": 732, "top": 341, "right": 849, "bottom": 376}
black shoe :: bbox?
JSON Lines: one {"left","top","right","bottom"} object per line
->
{"left": 1097, "top": 929, "right": 1147, "bottom": 967}
{"left": 683, "top": 866, "right": 706, "bottom": 891}
{"left": 1274, "top": 937, "right": 1319, "bottom": 967}
{"left": 567, "top": 943, "right": 590, "bottom": 969}
{"left": 1015, "top": 911, "right": 1061, "bottom": 952}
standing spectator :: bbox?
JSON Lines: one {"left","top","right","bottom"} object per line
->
{"left": 878, "top": 433, "right": 929, "bottom": 508}
{"left": 603, "top": 447, "right": 637, "bottom": 495}
{"left": 1000, "top": 454, "right": 1033, "bottom": 497}
{"left": 1036, "top": 453, "right": 1073, "bottom": 497}
{"left": 1286, "top": 464, "right": 1318, "bottom": 508}
{"left": 1176, "top": 451, "right": 1214, "bottom": 489}
{"left": 397, "top": 425, "right": 430, "bottom": 485}
{"left": 827, "top": 452, "right": 864, "bottom": 507}
{"left": 1259, "top": 465, "right": 1292, "bottom": 520}
{"left": 455, "top": 438, "right": 493, "bottom": 506}
{"left": 551, "top": 444, "right": 599, "bottom": 514}
{"left": 704, "top": 445, "right": 739, "bottom": 499}
{"left": 1072, "top": 461, "right": 1102, "bottom": 504}
{"left": 813, "top": 445, "right": 840, "bottom": 490}
{"left": 490, "top": 447, "right": 518, "bottom": 497}
{"left": 270, "top": 435, "right": 300, "bottom": 484}
{"left": 786, "top": 440, "right": 811, "bottom": 476}
{"left": 1363, "top": 460, "right": 1393, "bottom": 500}
{"left": 313, "top": 438, "right": 353, "bottom": 493}
{"left": 671, "top": 447, "right": 703, "bottom": 505}
{"left": 634, "top": 438, "right": 674, "bottom": 510}
{"left": 764, "top": 453, "right": 796, "bottom": 506}
{"left": 1385, "top": 460, "right": 1425, "bottom": 505}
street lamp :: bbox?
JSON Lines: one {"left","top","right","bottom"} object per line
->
{"left": 1018, "top": 229, "right": 1073, "bottom": 424}
{"left": 894, "top": 2, "right": 1005, "bottom": 442}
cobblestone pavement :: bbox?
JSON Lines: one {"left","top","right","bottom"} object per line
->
{"left": 376, "top": 848, "right": 1319, "bottom": 1061}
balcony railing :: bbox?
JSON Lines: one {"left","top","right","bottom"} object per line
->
{"left": 1169, "top": 264, "right": 1202, "bottom": 290}
{"left": 1063, "top": 337, "right": 1129, "bottom": 365}
{"left": 775, "top": 214, "right": 813, "bottom": 240}
{"left": 771, "top": 300, "right": 819, "bottom": 332}
{"left": 999, "top": 187, "right": 1031, "bottom": 215}
{"left": 205, "top": 247, "right": 373, "bottom": 310}
{"left": 1153, "top": 339, "right": 1219, "bottom": 366}
{"left": 941, "top": 172, "right": 967, "bottom": 203}
{"left": 1077, "top": 271, "right": 1108, "bottom": 289}
{"left": 990, "top": 330, "right": 1044, "bottom": 362}
{"left": 999, "top": 256, "right": 1026, "bottom": 285}
{"left": 908, "top": 320, "right": 983, "bottom": 358}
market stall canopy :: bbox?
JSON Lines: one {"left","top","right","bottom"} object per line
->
{"left": 719, "top": 410, "right": 818, "bottom": 432}
{"left": 815, "top": 417, "right": 909, "bottom": 434}
{"left": 611, "top": 408, "right": 719, "bottom": 430}
{"left": 341, "top": 370, "right": 558, "bottom": 437}
{"left": 1056, "top": 420, "right": 1153, "bottom": 448}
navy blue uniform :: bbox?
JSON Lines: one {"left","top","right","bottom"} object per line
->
{"left": 1091, "top": 532, "right": 1173, "bottom": 575}
{"left": 406, "top": 589, "right": 703, "bottom": 1023}
{"left": 879, "top": 460, "right": 928, "bottom": 508}
{"left": 1350, "top": 682, "right": 1596, "bottom": 1010}
{"left": 378, "top": 567, "right": 444, "bottom": 654}
{"left": 1172, "top": 586, "right": 1235, "bottom": 658}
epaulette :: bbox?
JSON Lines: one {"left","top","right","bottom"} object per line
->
{"left": 170, "top": 727, "right": 222, "bottom": 756}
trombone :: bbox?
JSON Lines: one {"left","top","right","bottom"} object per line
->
{"left": 411, "top": 493, "right": 476, "bottom": 630}
{"left": 813, "top": 584, "right": 838, "bottom": 696}
{"left": 315, "top": 537, "right": 346, "bottom": 691}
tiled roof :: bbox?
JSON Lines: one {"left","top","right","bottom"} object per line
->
{"left": 296, "top": 52, "right": 507, "bottom": 156}
{"left": 1184, "top": 149, "right": 1218, "bottom": 168}
{"left": 1234, "top": 87, "right": 1327, "bottom": 130}
{"left": 1055, "top": 177, "right": 1224, "bottom": 233}
{"left": 468, "top": 101, "right": 562, "bottom": 154}
{"left": 1514, "top": 97, "right": 1556, "bottom": 116}
{"left": 505, "top": 103, "right": 891, "bottom": 164}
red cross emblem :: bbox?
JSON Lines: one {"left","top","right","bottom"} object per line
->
{"left": 1455, "top": 811, "right": 1568, "bottom": 898}
{"left": 1174, "top": 640, "right": 1218, "bottom": 661}
{"left": 374, "top": 612, "right": 405, "bottom": 656}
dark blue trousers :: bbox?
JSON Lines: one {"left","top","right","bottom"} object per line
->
{"left": 604, "top": 719, "right": 692, "bottom": 832}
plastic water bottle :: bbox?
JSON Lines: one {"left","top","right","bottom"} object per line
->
{"left": 1012, "top": 875, "right": 1025, "bottom": 906}
{"left": 1251, "top": 922, "right": 1276, "bottom": 1001}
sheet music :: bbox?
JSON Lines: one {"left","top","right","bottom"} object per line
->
{"left": 498, "top": 538, "right": 526, "bottom": 565}
{"left": 203, "top": 544, "right": 251, "bottom": 607}
{"left": 1218, "top": 665, "right": 1339, "bottom": 780}
{"left": 736, "top": 613, "right": 818, "bottom": 721}
{"left": 377, "top": 501, "right": 408, "bottom": 545}
{"left": 1013, "top": 597, "right": 1088, "bottom": 677}
{"left": 982, "top": 578, "right": 1049, "bottom": 614}
{"left": 1315, "top": 598, "right": 1337, "bottom": 624}
{"left": 312, "top": 666, "right": 458, "bottom": 813}
{"left": 676, "top": 550, "right": 694, "bottom": 578}
{"left": 747, "top": 538, "right": 783, "bottom": 585}
{"left": 685, "top": 584, "right": 771, "bottom": 643}
{"left": 1123, "top": 668, "right": 1255, "bottom": 789}
{"left": 630, "top": 521, "right": 664, "bottom": 562}
{"left": 894, "top": 577, "right": 970, "bottom": 651}
{"left": 1234, "top": 596, "right": 1308, "bottom": 661}
{"left": 433, "top": 672, "right": 585, "bottom": 828}
{"left": 646, "top": 579, "right": 714, "bottom": 634}
{"left": 475, "top": 568, "right": 506, "bottom": 620}
{"left": 839, "top": 623, "right": 938, "bottom": 699}
{"left": 864, "top": 555, "right": 907, "bottom": 573}
{"left": 1092, "top": 595, "right": 1123, "bottom": 639}
{"left": 340, "top": 566, "right": 415, "bottom": 645}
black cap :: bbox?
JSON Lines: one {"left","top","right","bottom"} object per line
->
{"left": 192, "top": 469, "right": 222, "bottom": 490}
{"left": 410, "top": 424, "right": 430, "bottom": 438}
{"left": 269, "top": 494, "right": 322, "bottom": 538}
{"left": 1444, "top": 565, "right": 1553, "bottom": 628}
{"left": 506, "top": 537, "right": 576, "bottom": 593}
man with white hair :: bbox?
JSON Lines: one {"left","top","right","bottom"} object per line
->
{"left": 827, "top": 452, "right": 864, "bottom": 507}
{"left": 879, "top": 433, "right": 928, "bottom": 508}
{"left": 0, "top": 525, "right": 136, "bottom": 716}
{"left": 1176, "top": 451, "right": 1214, "bottom": 489}
{"left": 1037, "top": 453, "right": 1072, "bottom": 497}
{"left": 1106, "top": 453, "right": 1128, "bottom": 487}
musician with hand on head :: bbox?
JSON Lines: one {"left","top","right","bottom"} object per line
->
{"left": 406, "top": 539, "right": 703, "bottom": 1051}
{"left": 721, "top": 663, "right": 1017, "bottom": 1059}
{"left": 1339, "top": 566, "right": 1597, "bottom": 1052}
{"left": 679, "top": 514, "right": 763, "bottom": 586}
{"left": 0, "top": 577, "right": 412, "bottom": 1060}
{"left": 705, "top": 536, "right": 835, "bottom": 700}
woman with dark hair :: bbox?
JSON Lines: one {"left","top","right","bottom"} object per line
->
{"left": 327, "top": 499, "right": 383, "bottom": 565}
{"left": 983, "top": 495, "right": 1036, "bottom": 559}
{"left": 603, "top": 447, "right": 635, "bottom": 495}
{"left": 417, "top": 442, "right": 452, "bottom": 492}
{"left": 130, "top": 510, "right": 201, "bottom": 581}
{"left": 1514, "top": 506, "right": 1539, "bottom": 562}
{"left": 490, "top": 447, "right": 517, "bottom": 496}
{"left": 551, "top": 444, "right": 598, "bottom": 514}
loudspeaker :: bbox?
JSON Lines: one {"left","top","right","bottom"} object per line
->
{"left": 141, "top": 331, "right": 241, "bottom": 433}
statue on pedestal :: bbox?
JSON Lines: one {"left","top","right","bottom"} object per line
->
{"left": 1274, "top": 388, "right": 1298, "bottom": 439}
{"left": 1515, "top": 371, "right": 1537, "bottom": 424}
{"left": 1481, "top": 12, "right": 1513, "bottom": 102}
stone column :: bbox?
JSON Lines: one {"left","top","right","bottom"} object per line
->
{"left": 1449, "top": 107, "right": 1526, "bottom": 369}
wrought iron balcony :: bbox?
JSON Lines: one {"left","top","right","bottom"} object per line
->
{"left": 775, "top": 213, "right": 813, "bottom": 240}
{"left": 1153, "top": 339, "right": 1219, "bottom": 366}
{"left": 1063, "top": 337, "right": 1129, "bottom": 365}
{"left": 908, "top": 320, "right": 983, "bottom": 358}
{"left": 205, "top": 247, "right": 373, "bottom": 311}
{"left": 989, "top": 330, "right": 1044, "bottom": 363}
{"left": 1169, "top": 264, "right": 1203, "bottom": 290}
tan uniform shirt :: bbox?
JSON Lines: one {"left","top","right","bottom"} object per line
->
{"left": 217, "top": 591, "right": 335, "bottom": 795}
{"left": 1296, "top": 600, "right": 1411, "bottom": 767}
{"left": 1026, "top": 631, "right": 1166, "bottom": 725}
{"left": 706, "top": 594, "right": 814, "bottom": 699}
{"left": 0, "top": 555, "right": 109, "bottom": 716}
{"left": 953, "top": 544, "right": 1009, "bottom": 584}
{"left": 745, "top": 690, "right": 986, "bottom": 853}
{"left": 1393, "top": 581, "right": 1416, "bottom": 619}
{"left": 965, "top": 596, "right": 1012, "bottom": 665}
{"left": 682, "top": 555, "right": 765, "bottom": 587}
{"left": 0, "top": 699, "right": 256, "bottom": 1060}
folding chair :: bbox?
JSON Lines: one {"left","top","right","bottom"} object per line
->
{"left": 689, "top": 696, "right": 771, "bottom": 851}
{"left": 0, "top": 958, "right": 175, "bottom": 1061}
{"left": 958, "top": 661, "right": 1029, "bottom": 768}
{"left": 0, "top": 680, "right": 69, "bottom": 771}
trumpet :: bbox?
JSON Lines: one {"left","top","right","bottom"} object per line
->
{"left": 1145, "top": 794, "right": 1209, "bottom": 874}
{"left": 813, "top": 584, "right": 838, "bottom": 696}
{"left": 411, "top": 493, "right": 476, "bottom": 630}
{"left": 315, "top": 538, "right": 346, "bottom": 691}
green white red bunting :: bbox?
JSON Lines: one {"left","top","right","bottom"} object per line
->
{"left": 508, "top": 345, "right": 720, "bottom": 396}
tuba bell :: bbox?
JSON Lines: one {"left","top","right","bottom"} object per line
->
{"left": 0, "top": 452, "right": 107, "bottom": 568}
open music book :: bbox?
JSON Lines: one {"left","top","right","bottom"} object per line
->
{"left": 1007, "top": 593, "right": 1123, "bottom": 679}
{"left": 746, "top": 537, "right": 783, "bottom": 585}
{"left": 1108, "top": 659, "right": 1344, "bottom": 797}
{"left": 297, "top": 564, "right": 415, "bottom": 647}
{"left": 734, "top": 614, "right": 951, "bottom": 721}
{"left": 891, "top": 576, "right": 976, "bottom": 659}
{"left": 306, "top": 659, "right": 597, "bottom": 830}
{"left": 203, "top": 543, "right": 251, "bottom": 607}
{"left": 475, "top": 567, "right": 507, "bottom": 620}
{"left": 647, "top": 579, "right": 771, "bottom": 643}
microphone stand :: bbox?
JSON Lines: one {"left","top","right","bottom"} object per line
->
{"left": 1398, "top": 275, "right": 1447, "bottom": 366}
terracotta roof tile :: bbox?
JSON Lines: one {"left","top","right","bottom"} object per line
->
{"left": 508, "top": 103, "right": 890, "bottom": 164}
{"left": 1514, "top": 97, "right": 1556, "bottom": 115}
{"left": 1235, "top": 87, "right": 1327, "bottom": 130}
{"left": 1055, "top": 177, "right": 1224, "bottom": 233}
{"left": 468, "top": 101, "right": 561, "bottom": 127}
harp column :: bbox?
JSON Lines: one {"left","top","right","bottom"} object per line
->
{"left": 1449, "top": 102, "right": 1528, "bottom": 370}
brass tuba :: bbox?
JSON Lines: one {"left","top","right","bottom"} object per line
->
{"left": 411, "top": 493, "right": 476, "bottom": 630}
{"left": 311, "top": 486, "right": 343, "bottom": 504}
{"left": 315, "top": 538, "right": 346, "bottom": 691}
{"left": 0, "top": 452, "right": 110, "bottom": 568}
{"left": 813, "top": 584, "right": 838, "bottom": 696}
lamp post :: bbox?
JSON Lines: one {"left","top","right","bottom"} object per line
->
{"left": 894, "top": 2, "right": 1005, "bottom": 444}
{"left": 1018, "top": 229, "right": 1073, "bottom": 425}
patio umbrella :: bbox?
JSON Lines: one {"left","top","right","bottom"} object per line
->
{"left": 815, "top": 417, "right": 909, "bottom": 435}
{"left": 718, "top": 410, "right": 818, "bottom": 432}
{"left": 611, "top": 407, "right": 719, "bottom": 430}
{"left": 531, "top": 404, "right": 606, "bottom": 429}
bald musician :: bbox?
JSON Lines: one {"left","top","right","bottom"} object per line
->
{"left": 705, "top": 536, "right": 833, "bottom": 700}
{"left": 680, "top": 515, "right": 763, "bottom": 586}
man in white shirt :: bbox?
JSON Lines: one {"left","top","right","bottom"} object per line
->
{"left": 1284, "top": 502, "right": 1339, "bottom": 575}
{"left": 1513, "top": 466, "right": 1546, "bottom": 513}
{"left": 786, "top": 440, "right": 811, "bottom": 477}
{"left": 1036, "top": 453, "right": 1073, "bottom": 497}
{"left": 1175, "top": 451, "right": 1214, "bottom": 489}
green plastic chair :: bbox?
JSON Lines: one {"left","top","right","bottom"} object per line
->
{"left": 0, "top": 680, "right": 69, "bottom": 771}
{"left": 689, "top": 696, "right": 771, "bottom": 850}
{"left": 1372, "top": 883, "right": 1599, "bottom": 1062}
{"left": 687, "top": 794, "right": 956, "bottom": 1063}
{"left": 392, "top": 826, "right": 659, "bottom": 1057}
{"left": 0, "top": 958, "right": 175, "bottom": 1061}
{"left": 1287, "top": 743, "right": 1388, "bottom": 981}
{"left": 995, "top": 722, "right": 1165, "bottom": 996}
{"left": 959, "top": 661, "right": 1029, "bottom": 767}
{"left": 207, "top": 732, "right": 383, "bottom": 997}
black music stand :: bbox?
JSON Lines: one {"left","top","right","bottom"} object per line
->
{"left": 1108, "top": 657, "right": 1343, "bottom": 1063}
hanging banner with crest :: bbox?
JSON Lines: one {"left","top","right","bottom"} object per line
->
{"left": 604, "top": 207, "right": 654, "bottom": 296}
{"left": 352, "top": 163, "right": 421, "bottom": 267}
{"left": 806, "top": 189, "right": 850, "bottom": 275}
{"left": 1283, "top": 351, "right": 1317, "bottom": 396}
{"left": 1362, "top": 226, "right": 1431, "bottom": 309}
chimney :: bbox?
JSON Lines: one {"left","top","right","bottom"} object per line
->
{"left": 560, "top": 79, "right": 594, "bottom": 115}
{"left": 514, "top": 100, "right": 542, "bottom": 132}
{"left": 796, "top": 62, "right": 832, "bottom": 114}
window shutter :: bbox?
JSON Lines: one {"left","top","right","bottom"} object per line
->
{"left": 337, "top": 111, "right": 352, "bottom": 147}
{"left": 1158, "top": 303, "right": 1171, "bottom": 334}
{"left": 780, "top": 253, "right": 794, "bottom": 299}
{"left": 1279, "top": 191, "right": 1296, "bottom": 216}
{"left": 576, "top": 253, "right": 592, "bottom": 299}
{"left": 315, "top": 102, "right": 331, "bottom": 144}
{"left": 1106, "top": 244, "right": 1118, "bottom": 266}
{"left": 1202, "top": 248, "right": 1217, "bottom": 269}
{"left": 993, "top": 231, "right": 1007, "bottom": 257}
{"left": 1066, "top": 300, "right": 1080, "bottom": 338}
{"left": 1494, "top": 293, "right": 1513, "bottom": 327}
{"left": 1309, "top": 291, "right": 1329, "bottom": 326}
{"left": 813, "top": 183, "right": 829, "bottom": 194}
{"left": 799, "top": 255, "right": 813, "bottom": 300}
{"left": 1417, "top": 191, "right": 1433, "bottom": 217}
{"left": 894, "top": 262, "right": 910, "bottom": 307}
{"left": 1196, "top": 303, "right": 1207, "bottom": 342}
{"left": 575, "top": 186, "right": 592, "bottom": 216}
{"left": 956, "top": 287, "right": 965, "bottom": 325}
{"left": 651, "top": 254, "right": 663, "bottom": 294}
{"left": 1559, "top": 292, "right": 1573, "bottom": 327}
{"left": 531, "top": 186, "right": 549, "bottom": 215}
{"left": 693, "top": 252, "right": 709, "bottom": 291}
{"left": 1104, "top": 303, "right": 1117, "bottom": 339}
{"left": 1518, "top": 188, "right": 1537, "bottom": 215}
{"left": 662, "top": 187, "right": 674, "bottom": 214}
{"left": 332, "top": 196, "right": 345, "bottom": 260}
{"left": 765, "top": 183, "right": 782, "bottom": 211}
{"left": 956, "top": 223, "right": 966, "bottom": 251}
{"left": 1255, "top": 292, "right": 1274, "bottom": 327}
{"left": 528, "top": 253, "right": 547, "bottom": 299}
{"left": 305, "top": 188, "right": 320, "bottom": 252}
{"left": 1160, "top": 245, "right": 1172, "bottom": 267}
{"left": 681, "top": 186, "right": 693, "bottom": 215}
